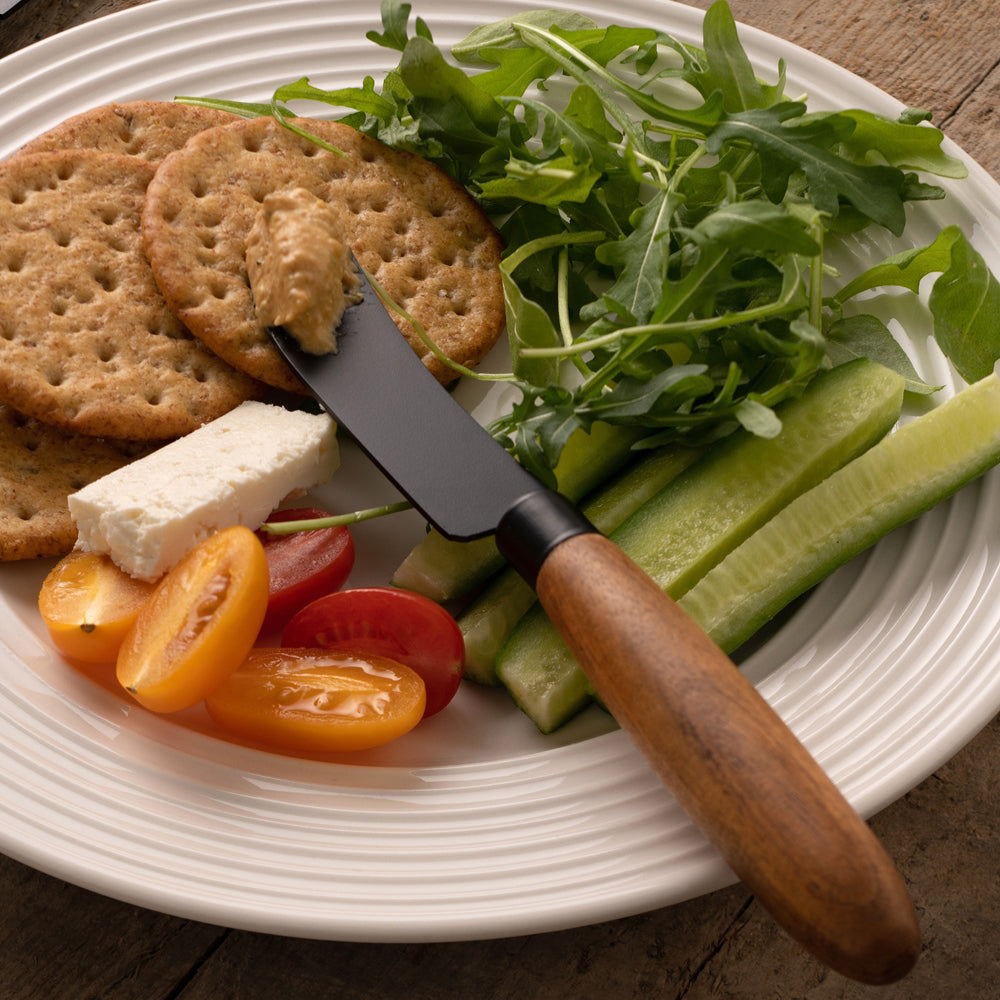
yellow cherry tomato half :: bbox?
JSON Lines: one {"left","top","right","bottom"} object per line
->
{"left": 116, "top": 525, "right": 269, "bottom": 714}
{"left": 38, "top": 551, "right": 157, "bottom": 664}
{"left": 205, "top": 648, "right": 426, "bottom": 753}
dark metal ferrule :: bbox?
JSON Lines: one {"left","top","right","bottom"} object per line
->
{"left": 495, "top": 489, "right": 597, "bottom": 589}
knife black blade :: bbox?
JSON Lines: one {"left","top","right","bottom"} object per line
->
{"left": 267, "top": 263, "right": 594, "bottom": 583}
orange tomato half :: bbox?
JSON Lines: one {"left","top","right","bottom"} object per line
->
{"left": 205, "top": 648, "right": 426, "bottom": 753}
{"left": 116, "top": 525, "right": 269, "bottom": 713}
{"left": 38, "top": 551, "right": 156, "bottom": 664}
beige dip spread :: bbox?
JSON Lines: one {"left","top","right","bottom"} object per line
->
{"left": 246, "top": 187, "right": 361, "bottom": 354}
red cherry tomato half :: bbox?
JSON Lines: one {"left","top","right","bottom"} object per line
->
{"left": 282, "top": 587, "right": 465, "bottom": 717}
{"left": 256, "top": 508, "right": 355, "bottom": 632}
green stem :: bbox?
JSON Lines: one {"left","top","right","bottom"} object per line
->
{"left": 503, "top": 230, "right": 605, "bottom": 274}
{"left": 512, "top": 21, "right": 719, "bottom": 137}
{"left": 808, "top": 221, "right": 824, "bottom": 330}
{"left": 260, "top": 501, "right": 413, "bottom": 534}
{"left": 524, "top": 272, "right": 807, "bottom": 361}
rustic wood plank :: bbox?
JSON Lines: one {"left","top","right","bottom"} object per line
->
{"left": 0, "top": 0, "right": 149, "bottom": 57}
{"left": 0, "top": 856, "right": 226, "bottom": 999}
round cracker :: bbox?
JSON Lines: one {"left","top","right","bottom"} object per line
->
{"left": 0, "top": 149, "right": 261, "bottom": 439}
{"left": 141, "top": 116, "right": 505, "bottom": 391}
{"left": 17, "top": 101, "right": 238, "bottom": 163}
{"left": 0, "top": 401, "right": 161, "bottom": 561}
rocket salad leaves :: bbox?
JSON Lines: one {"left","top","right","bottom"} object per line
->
{"left": 184, "top": 0, "right": 1000, "bottom": 485}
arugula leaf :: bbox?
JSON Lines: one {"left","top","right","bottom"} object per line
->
{"left": 581, "top": 365, "right": 716, "bottom": 423}
{"left": 706, "top": 105, "right": 909, "bottom": 233}
{"left": 689, "top": 200, "right": 821, "bottom": 256}
{"left": 826, "top": 315, "right": 938, "bottom": 393}
{"left": 590, "top": 188, "right": 679, "bottom": 325}
{"left": 697, "top": 0, "right": 785, "bottom": 111}
{"left": 272, "top": 77, "right": 396, "bottom": 120}
{"left": 452, "top": 10, "right": 599, "bottom": 63}
{"left": 834, "top": 225, "right": 961, "bottom": 301}
{"left": 734, "top": 398, "right": 783, "bottom": 437}
{"left": 833, "top": 225, "right": 1000, "bottom": 382}
{"left": 366, "top": 0, "right": 431, "bottom": 50}
{"left": 501, "top": 266, "right": 562, "bottom": 387}
{"left": 398, "top": 36, "right": 507, "bottom": 131}
{"left": 929, "top": 230, "right": 1000, "bottom": 382}
{"left": 836, "top": 109, "right": 967, "bottom": 178}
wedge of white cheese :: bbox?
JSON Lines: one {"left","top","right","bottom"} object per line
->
{"left": 69, "top": 401, "right": 338, "bottom": 581}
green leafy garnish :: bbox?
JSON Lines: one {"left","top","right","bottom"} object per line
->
{"left": 183, "top": 0, "right": 999, "bottom": 483}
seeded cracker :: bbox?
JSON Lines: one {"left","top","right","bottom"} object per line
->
{"left": 141, "top": 116, "right": 505, "bottom": 392}
{"left": 0, "top": 402, "right": 161, "bottom": 561}
{"left": 17, "top": 101, "right": 238, "bottom": 163}
{"left": 0, "top": 149, "right": 262, "bottom": 439}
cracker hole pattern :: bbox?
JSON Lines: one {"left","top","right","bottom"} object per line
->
{"left": 3, "top": 251, "right": 26, "bottom": 272}
{"left": 93, "top": 270, "right": 118, "bottom": 293}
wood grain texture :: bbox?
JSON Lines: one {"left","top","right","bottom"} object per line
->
{"left": 2, "top": 0, "right": 999, "bottom": 997}
{"left": 534, "top": 533, "right": 919, "bottom": 984}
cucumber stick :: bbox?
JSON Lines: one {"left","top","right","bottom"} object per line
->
{"left": 497, "top": 359, "right": 905, "bottom": 733}
{"left": 680, "top": 370, "right": 1000, "bottom": 652}
{"left": 460, "top": 443, "right": 704, "bottom": 684}
{"left": 391, "top": 420, "right": 643, "bottom": 601}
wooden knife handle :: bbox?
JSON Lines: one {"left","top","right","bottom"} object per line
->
{"left": 534, "top": 531, "right": 920, "bottom": 985}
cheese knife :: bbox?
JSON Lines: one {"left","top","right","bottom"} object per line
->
{"left": 267, "top": 263, "right": 920, "bottom": 985}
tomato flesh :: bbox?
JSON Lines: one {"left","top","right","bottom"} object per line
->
{"left": 116, "top": 525, "right": 269, "bottom": 713}
{"left": 281, "top": 586, "right": 465, "bottom": 717}
{"left": 204, "top": 648, "right": 426, "bottom": 752}
{"left": 256, "top": 507, "right": 354, "bottom": 632}
{"left": 38, "top": 551, "right": 156, "bottom": 664}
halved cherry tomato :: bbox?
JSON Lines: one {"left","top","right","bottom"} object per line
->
{"left": 281, "top": 587, "right": 465, "bottom": 717}
{"left": 204, "top": 648, "right": 426, "bottom": 753}
{"left": 116, "top": 525, "right": 269, "bottom": 713}
{"left": 255, "top": 507, "right": 355, "bottom": 632}
{"left": 38, "top": 551, "right": 156, "bottom": 664}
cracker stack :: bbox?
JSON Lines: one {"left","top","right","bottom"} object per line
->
{"left": 0, "top": 101, "right": 506, "bottom": 563}
{"left": 142, "top": 116, "right": 505, "bottom": 391}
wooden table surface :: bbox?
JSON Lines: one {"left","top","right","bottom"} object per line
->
{"left": 1, "top": 1, "right": 998, "bottom": 996}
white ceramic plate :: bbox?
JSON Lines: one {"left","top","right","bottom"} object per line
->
{"left": 2, "top": 0, "right": 1000, "bottom": 942}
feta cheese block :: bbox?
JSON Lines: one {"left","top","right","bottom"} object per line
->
{"left": 68, "top": 401, "right": 338, "bottom": 580}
